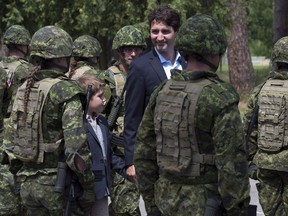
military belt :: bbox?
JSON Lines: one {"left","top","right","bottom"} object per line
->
{"left": 160, "top": 170, "right": 217, "bottom": 185}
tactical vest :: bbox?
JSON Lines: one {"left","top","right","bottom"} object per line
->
{"left": 1, "top": 60, "right": 22, "bottom": 87}
{"left": 108, "top": 66, "right": 125, "bottom": 96}
{"left": 154, "top": 79, "right": 215, "bottom": 177}
{"left": 68, "top": 65, "right": 92, "bottom": 80}
{"left": 11, "top": 78, "right": 63, "bottom": 163}
{"left": 258, "top": 79, "right": 288, "bottom": 152}
{"left": 108, "top": 66, "right": 126, "bottom": 135}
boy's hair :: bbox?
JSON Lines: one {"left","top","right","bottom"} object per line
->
{"left": 148, "top": 5, "right": 181, "bottom": 32}
{"left": 77, "top": 74, "right": 105, "bottom": 97}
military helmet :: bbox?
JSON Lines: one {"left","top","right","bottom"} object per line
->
{"left": 112, "top": 25, "right": 146, "bottom": 50}
{"left": 271, "top": 36, "right": 288, "bottom": 65}
{"left": 3, "top": 25, "right": 31, "bottom": 45}
{"left": 72, "top": 35, "right": 102, "bottom": 58}
{"left": 29, "top": 26, "right": 72, "bottom": 59}
{"left": 175, "top": 14, "right": 227, "bottom": 56}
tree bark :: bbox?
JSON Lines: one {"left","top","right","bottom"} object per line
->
{"left": 227, "top": 0, "right": 255, "bottom": 93}
{"left": 273, "top": 0, "right": 288, "bottom": 44}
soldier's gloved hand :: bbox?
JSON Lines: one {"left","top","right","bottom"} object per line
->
{"left": 249, "top": 164, "right": 258, "bottom": 180}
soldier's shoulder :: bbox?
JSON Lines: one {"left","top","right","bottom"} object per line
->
{"left": 50, "top": 78, "right": 84, "bottom": 102}
{"left": 203, "top": 80, "right": 240, "bottom": 109}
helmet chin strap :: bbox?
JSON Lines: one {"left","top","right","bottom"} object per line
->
{"left": 193, "top": 53, "right": 219, "bottom": 71}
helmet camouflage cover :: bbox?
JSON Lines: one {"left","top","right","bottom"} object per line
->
{"left": 175, "top": 14, "right": 227, "bottom": 55}
{"left": 29, "top": 26, "right": 72, "bottom": 59}
{"left": 72, "top": 35, "right": 102, "bottom": 58}
{"left": 112, "top": 25, "right": 146, "bottom": 50}
{"left": 4, "top": 25, "right": 31, "bottom": 45}
{"left": 271, "top": 36, "right": 288, "bottom": 65}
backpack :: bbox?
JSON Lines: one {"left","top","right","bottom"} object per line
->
{"left": 154, "top": 79, "right": 215, "bottom": 177}
{"left": 11, "top": 78, "right": 63, "bottom": 163}
{"left": 258, "top": 79, "right": 288, "bottom": 152}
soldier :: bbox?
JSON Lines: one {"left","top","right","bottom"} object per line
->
{"left": 0, "top": 25, "right": 31, "bottom": 117}
{"left": 106, "top": 25, "right": 146, "bottom": 216}
{"left": 134, "top": 14, "right": 250, "bottom": 216}
{"left": 68, "top": 34, "right": 102, "bottom": 80}
{"left": 68, "top": 35, "right": 111, "bottom": 108}
{"left": 244, "top": 36, "right": 288, "bottom": 215}
{"left": 0, "top": 66, "right": 21, "bottom": 216}
{"left": 0, "top": 67, "right": 10, "bottom": 138}
{"left": 2, "top": 26, "right": 88, "bottom": 215}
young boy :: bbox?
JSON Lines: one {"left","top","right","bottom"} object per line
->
{"left": 76, "top": 74, "right": 127, "bottom": 216}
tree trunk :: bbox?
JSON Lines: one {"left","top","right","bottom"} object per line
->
{"left": 273, "top": 0, "right": 288, "bottom": 44}
{"left": 227, "top": 0, "right": 254, "bottom": 93}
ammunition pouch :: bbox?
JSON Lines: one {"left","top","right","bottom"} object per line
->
{"left": 54, "top": 162, "right": 68, "bottom": 193}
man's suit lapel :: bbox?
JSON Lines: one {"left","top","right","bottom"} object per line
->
{"left": 149, "top": 49, "right": 167, "bottom": 82}
{"left": 87, "top": 122, "right": 99, "bottom": 144}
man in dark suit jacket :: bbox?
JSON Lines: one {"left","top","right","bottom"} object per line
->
{"left": 123, "top": 5, "right": 186, "bottom": 216}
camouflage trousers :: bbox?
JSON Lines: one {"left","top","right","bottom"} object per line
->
{"left": 109, "top": 171, "right": 141, "bottom": 216}
{"left": 257, "top": 168, "right": 288, "bottom": 216}
{"left": 154, "top": 176, "right": 207, "bottom": 216}
{"left": 0, "top": 165, "right": 21, "bottom": 216}
{"left": 20, "top": 174, "right": 64, "bottom": 216}
{"left": 70, "top": 182, "right": 97, "bottom": 216}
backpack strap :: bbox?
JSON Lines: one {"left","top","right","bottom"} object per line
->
{"left": 108, "top": 66, "right": 126, "bottom": 96}
{"left": 37, "top": 78, "right": 63, "bottom": 163}
{"left": 69, "top": 65, "right": 92, "bottom": 80}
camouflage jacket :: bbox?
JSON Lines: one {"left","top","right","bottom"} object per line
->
{"left": 243, "top": 70, "right": 288, "bottom": 171}
{"left": 3, "top": 69, "right": 88, "bottom": 177}
{"left": 135, "top": 69, "right": 250, "bottom": 215}
{"left": 0, "top": 67, "right": 10, "bottom": 143}
{"left": 0, "top": 56, "right": 30, "bottom": 87}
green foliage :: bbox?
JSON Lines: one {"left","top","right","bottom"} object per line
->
{"left": 0, "top": 0, "right": 274, "bottom": 67}
{"left": 247, "top": 0, "right": 273, "bottom": 57}
{"left": 249, "top": 40, "right": 271, "bottom": 56}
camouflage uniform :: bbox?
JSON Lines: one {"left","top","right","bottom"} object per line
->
{"left": 0, "top": 67, "right": 21, "bottom": 216}
{"left": 107, "top": 25, "right": 146, "bottom": 216}
{"left": 2, "top": 26, "right": 88, "bottom": 216}
{"left": 69, "top": 35, "right": 111, "bottom": 106}
{"left": 0, "top": 67, "right": 10, "bottom": 138}
{"left": 134, "top": 15, "right": 250, "bottom": 216}
{"left": 244, "top": 36, "right": 288, "bottom": 216}
{"left": 0, "top": 25, "right": 31, "bottom": 117}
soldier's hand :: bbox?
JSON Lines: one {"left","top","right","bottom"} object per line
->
{"left": 126, "top": 165, "right": 137, "bottom": 183}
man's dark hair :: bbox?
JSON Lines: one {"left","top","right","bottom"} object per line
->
{"left": 148, "top": 5, "right": 181, "bottom": 32}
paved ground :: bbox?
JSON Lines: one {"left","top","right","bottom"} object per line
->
{"left": 138, "top": 179, "right": 264, "bottom": 216}
{"left": 250, "top": 179, "right": 264, "bottom": 216}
